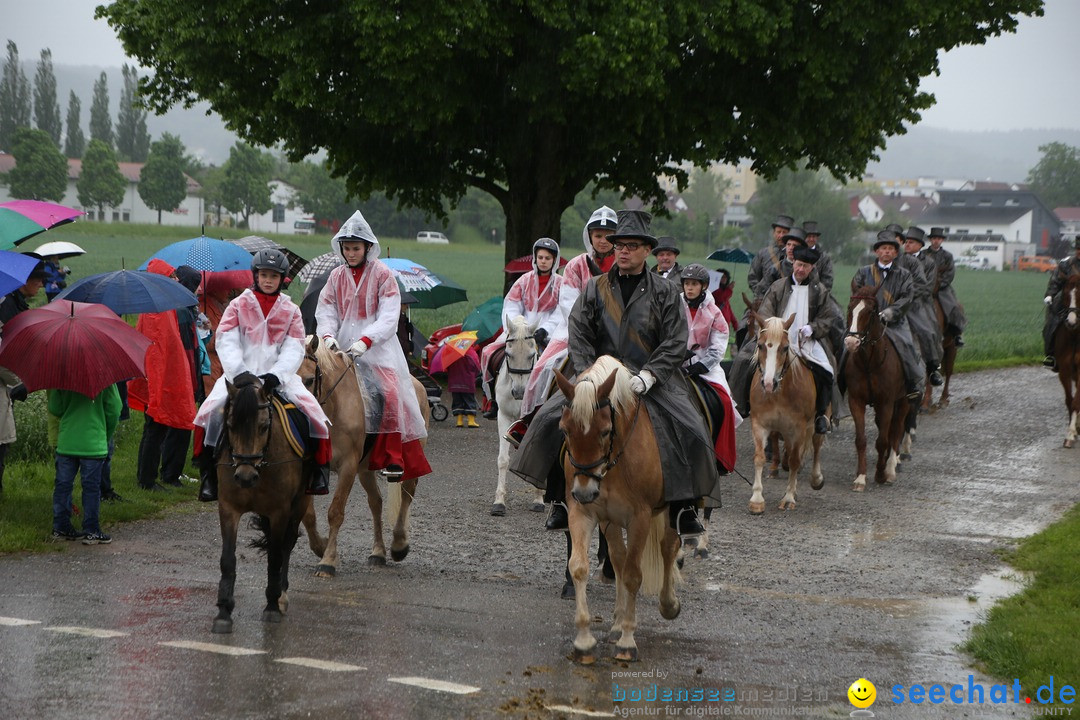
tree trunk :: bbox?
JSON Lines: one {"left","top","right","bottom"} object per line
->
{"left": 157, "top": 208, "right": 162, "bottom": 225}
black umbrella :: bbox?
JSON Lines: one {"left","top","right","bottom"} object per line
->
{"left": 707, "top": 247, "right": 755, "bottom": 264}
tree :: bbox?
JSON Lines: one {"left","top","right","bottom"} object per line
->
{"left": 0, "top": 41, "right": 32, "bottom": 153}
{"left": 6, "top": 127, "right": 68, "bottom": 201}
{"left": 116, "top": 64, "right": 150, "bottom": 161}
{"left": 139, "top": 133, "right": 188, "bottom": 224}
{"left": 99, "top": 0, "right": 1043, "bottom": 264}
{"left": 64, "top": 91, "right": 86, "bottom": 158}
{"left": 77, "top": 139, "right": 127, "bottom": 217}
{"left": 1026, "top": 142, "right": 1080, "bottom": 211}
{"left": 752, "top": 166, "right": 862, "bottom": 262}
{"left": 88, "top": 72, "right": 113, "bottom": 148}
{"left": 219, "top": 142, "right": 273, "bottom": 228}
{"left": 293, "top": 161, "right": 354, "bottom": 224}
{"left": 33, "top": 49, "right": 62, "bottom": 147}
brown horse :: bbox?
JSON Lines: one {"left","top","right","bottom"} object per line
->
{"left": 298, "top": 336, "right": 430, "bottom": 576}
{"left": 747, "top": 312, "right": 825, "bottom": 513}
{"left": 924, "top": 297, "right": 958, "bottom": 412}
{"left": 843, "top": 287, "right": 910, "bottom": 489}
{"left": 213, "top": 377, "right": 310, "bottom": 634}
{"left": 1054, "top": 274, "right": 1080, "bottom": 448}
{"left": 555, "top": 356, "right": 681, "bottom": 664}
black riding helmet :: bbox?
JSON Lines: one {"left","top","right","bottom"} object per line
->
{"left": 680, "top": 263, "right": 710, "bottom": 284}
{"left": 252, "top": 248, "right": 289, "bottom": 293}
{"left": 532, "top": 237, "right": 559, "bottom": 274}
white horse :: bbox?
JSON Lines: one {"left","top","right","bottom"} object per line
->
{"left": 491, "top": 315, "right": 544, "bottom": 515}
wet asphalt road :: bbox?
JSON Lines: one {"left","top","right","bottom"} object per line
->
{"left": 0, "top": 366, "right": 1077, "bottom": 720}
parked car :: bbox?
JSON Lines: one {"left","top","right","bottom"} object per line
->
{"left": 1017, "top": 255, "right": 1058, "bottom": 272}
{"left": 416, "top": 230, "right": 450, "bottom": 244}
{"left": 294, "top": 218, "right": 316, "bottom": 235}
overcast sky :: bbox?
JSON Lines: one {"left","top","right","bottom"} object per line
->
{"left": 4, "top": 0, "right": 1079, "bottom": 132}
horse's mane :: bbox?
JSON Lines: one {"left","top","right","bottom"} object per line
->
{"left": 506, "top": 314, "right": 531, "bottom": 339}
{"left": 849, "top": 284, "right": 879, "bottom": 305}
{"left": 310, "top": 335, "right": 350, "bottom": 372}
{"left": 231, "top": 382, "right": 263, "bottom": 425}
{"left": 571, "top": 355, "right": 635, "bottom": 432}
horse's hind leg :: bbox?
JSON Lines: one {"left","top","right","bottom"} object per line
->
{"left": 778, "top": 435, "right": 804, "bottom": 511}
{"left": 604, "top": 526, "right": 628, "bottom": 640}
{"left": 809, "top": 433, "right": 825, "bottom": 491}
{"left": 302, "top": 496, "right": 326, "bottom": 559}
{"left": 694, "top": 506, "right": 712, "bottom": 559}
{"left": 767, "top": 432, "right": 781, "bottom": 478}
{"left": 214, "top": 507, "right": 240, "bottom": 634}
{"left": 358, "top": 468, "right": 387, "bottom": 565}
{"left": 390, "top": 477, "right": 416, "bottom": 562}
{"left": 279, "top": 497, "right": 309, "bottom": 615}
{"left": 659, "top": 520, "right": 682, "bottom": 622}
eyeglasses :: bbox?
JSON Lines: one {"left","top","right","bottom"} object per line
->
{"left": 613, "top": 241, "right": 645, "bottom": 251}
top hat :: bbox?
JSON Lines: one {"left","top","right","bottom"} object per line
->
{"left": 771, "top": 214, "right": 795, "bottom": 230}
{"left": 928, "top": 227, "right": 947, "bottom": 239}
{"left": 802, "top": 221, "right": 820, "bottom": 236}
{"left": 874, "top": 230, "right": 901, "bottom": 251}
{"left": 608, "top": 209, "right": 657, "bottom": 248}
{"left": 782, "top": 227, "right": 807, "bottom": 246}
{"left": 652, "top": 236, "right": 681, "bottom": 256}
{"left": 905, "top": 226, "right": 926, "bottom": 245}
{"left": 885, "top": 223, "right": 905, "bottom": 237}
{"left": 792, "top": 245, "right": 821, "bottom": 265}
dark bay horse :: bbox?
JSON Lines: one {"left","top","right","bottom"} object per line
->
{"left": 298, "top": 336, "right": 430, "bottom": 576}
{"left": 1054, "top": 274, "right": 1080, "bottom": 448}
{"left": 555, "top": 356, "right": 681, "bottom": 664}
{"left": 924, "top": 291, "right": 959, "bottom": 411}
{"left": 843, "top": 287, "right": 910, "bottom": 490}
{"left": 214, "top": 376, "right": 310, "bottom": 634}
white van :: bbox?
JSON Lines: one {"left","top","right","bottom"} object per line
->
{"left": 294, "top": 218, "right": 316, "bottom": 235}
{"left": 416, "top": 230, "right": 450, "bottom": 244}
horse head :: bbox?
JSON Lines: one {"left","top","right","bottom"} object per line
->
{"left": 554, "top": 356, "right": 632, "bottom": 504}
{"left": 502, "top": 315, "right": 538, "bottom": 400}
{"left": 1065, "top": 274, "right": 1080, "bottom": 330}
{"left": 224, "top": 374, "right": 272, "bottom": 488}
{"left": 752, "top": 313, "right": 795, "bottom": 393}
{"left": 845, "top": 284, "right": 884, "bottom": 354}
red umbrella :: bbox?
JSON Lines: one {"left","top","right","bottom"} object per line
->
{"left": 504, "top": 255, "right": 569, "bottom": 274}
{"left": 0, "top": 300, "right": 151, "bottom": 396}
{"left": 428, "top": 331, "right": 479, "bottom": 373}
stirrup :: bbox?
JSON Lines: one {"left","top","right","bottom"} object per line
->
{"left": 382, "top": 464, "right": 404, "bottom": 480}
{"left": 503, "top": 420, "right": 527, "bottom": 449}
{"left": 673, "top": 506, "right": 704, "bottom": 538}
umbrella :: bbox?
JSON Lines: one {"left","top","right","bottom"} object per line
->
{"left": 0, "top": 250, "right": 42, "bottom": 296}
{"left": 55, "top": 269, "right": 199, "bottom": 315}
{"left": 707, "top": 247, "right": 755, "bottom": 264}
{"left": 504, "top": 255, "right": 569, "bottom": 274}
{"left": 0, "top": 200, "right": 84, "bottom": 250}
{"left": 297, "top": 252, "right": 343, "bottom": 283}
{"left": 31, "top": 240, "right": 86, "bottom": 260}
{"left": 140, "top": 236, "right": 254, "bottom": 272}
{"left": 230, "top": 235, "right": 308, "bottom": 278}
{"left": 460, "top": 296, "right": 504, "bottom": 342}
{"left": 383, "top": 258, "right": 468, "bottom": 309}
{"left": 0, "top": 300, "right": 151, "bottom": 396}
{"left": 198, "top": 269, "right": 253, "bottom": 297}
{"left": 428, "top": 331, "right": 478, "bottom": 373}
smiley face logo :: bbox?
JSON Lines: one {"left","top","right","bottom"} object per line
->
{"left": 848, "top": 678, "right": 876, "bottom": 708}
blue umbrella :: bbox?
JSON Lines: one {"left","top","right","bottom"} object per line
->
{"left": 0, "top": 250, "right": 41, "bottom": 296}
{"left": 707, "top": 247, "right": 755, "bottom": 264}
{"left": 140, "top": 236, "right": 253, "bottom": 272}
{"left": 55, "top": 269, "right": 198, "bottom": 314}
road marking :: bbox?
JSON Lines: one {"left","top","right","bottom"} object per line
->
{"left": 545, "top": 705, "right": 616, "bottom": 718}
{"left": 159, "top": 640, "right": 266, "bottom": 656}
{"left": 276, "top": 657, "right": 366, "bottom": 672}
{"left": 46, "top": 626, "right": 128, "bottom": 638}
{"left": 388, "top": 676, "right": 480, "bottom": 694}
{"left": 0, "top": 617, "right": 41, "bottom": 626}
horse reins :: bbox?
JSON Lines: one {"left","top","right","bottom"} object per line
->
{"left": 565, "top": 395, "right": 643, "bottom": 484}
{"left": 306, "top": 351, "right": 353, "bottom": 405}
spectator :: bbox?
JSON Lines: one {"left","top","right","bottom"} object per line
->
{"left": 42, "top": 258, "right": 71, "bottom": 301}
{"left": 448, "top": 347, "right": 481, "bottom": 428}
{"left": 710, "top": 268, "right": 738, "bottom": 338}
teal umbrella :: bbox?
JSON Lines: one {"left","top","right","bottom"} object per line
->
{"left": 707, "top": 247, "right": 755, "bottom": 264}
{"left": 461, "top": 296, "right": 503, "bottom": 341}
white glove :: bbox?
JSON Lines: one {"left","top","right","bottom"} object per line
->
{"left": 1044, "top": 295, "right": 1053, "bottom": 306}
{"left": 323, "top": 336, "right": 339, "bottom": 350}
{"left": 799, "top": 325, "right": 813, "bottom": 338}
{"left": 879, "top": 308, "right": 896, "bottom": 323}
{"left": 630, "top": 375, "right": 647, "bottom": 394}
{"left": 348, "top": 339, "right": 369, "bottom": 357}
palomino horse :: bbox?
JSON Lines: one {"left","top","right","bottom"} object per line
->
{"left": 298, "top": 336, "right": 430, "bottom": 575}
{"left": 747, "top": 312, "right": 825, "bottom": 514}
{"left": 843, "top": 287, "right": 910, "bottom": 489}
{"left": 1053, "top": 274, "right": 1080, "bottom": 448}
{"left": 213, "top": 377, "right": 310, "bottom": 634}
{"left": 492, "top": 315, "right": 544, "bottom": 515}
{"left": 739, "top": 293, "right": 784, "bottom": 478}
{"left": 555, "top": 357, "right": 681, "bottom": 664}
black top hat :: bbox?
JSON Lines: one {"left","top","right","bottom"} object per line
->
{"left": 802, "top": 221, "right": 820, "bottom": 236}
{"left": 652, "top": 236, "right": 681, "bottom": 256}
{"left": 608, "top": 209, "right": 657, "bottom": 248}
{"left": 905, "top": 226, "right": 926, "bottom": 245}
{"left": 782, "top": 227, "right": 807, "bottom": 246}
{"left": 884, "top": 223, "right": 905, "bottom": 237}
{"left": 928, "top": 227, "right": 947, "bottom": 239}
{"left": 771, "top": 214, "right": 795, "bottom": 230}
{"left": 792, "top": 245, "right": 820, "bottom": 265}
{"left": 874, "top": 230, "right": 901, "bottom": 250}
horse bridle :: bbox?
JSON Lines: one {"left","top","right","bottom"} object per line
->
{"left": 503, "top": 334, "right": 537, "bottom": 375}
{"left": 845, "top": 296, "right": 886, "bottom": 347}
{"left": 755, "top": 330, "right": 793, "bottom": 388}
{"left": 564, "top": 395, "right": 642, "bottom": 484}
{"left": 227, "top": 396, "right": 274, "bottom": 470}
{"left": 305, "top": 351, "right": 352, "bottom": 405}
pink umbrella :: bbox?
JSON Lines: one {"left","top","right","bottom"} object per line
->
{"left": 0, "top": 200, "right": 84, "bottom": 250}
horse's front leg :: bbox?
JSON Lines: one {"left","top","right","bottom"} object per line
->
{"left": 567, "top": 501, "right": 597, "bottom": 664}
{"left": 301, "top": 494, "right": 326, "bottom": 558}
{"left": 874, "top": 401, "right": 897, "bottom": 485}
{"left": 315, "top": 451, "right": 359, "bottom": 577}
{"left": 1062, "top": 369, "right": 1077, "bottom": 448}
{"left": 693, "top": 506, "right": 712, "bottom": 559}
{"left": 214, "top": 506, "right": 241, "bottom": 634}
{"left": 357, "top": 467, "right": 387, "bottom": 565}
{"left": 262, "top": 515, "right": 287, "bottom": 624}
{"left": 492, "top": 417, "right": 511, "bottom": 515}
{"left": 612, "top": 511, "right": 650, "bottom": 663}
{"left": 749, "top": 420, "right": 768, "bottom": 514}
{"left": 849, "top": 398, "right": 868, "bottom": 491}
{"left": 809, "top": 432, "right": 826, "bottom": 491}
{"left": 390, "top": 477, "right": 416, "bottom": 562}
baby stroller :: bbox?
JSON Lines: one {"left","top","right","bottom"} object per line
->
{"left": 409, "top": 363, "right": 449, "bottom": 422}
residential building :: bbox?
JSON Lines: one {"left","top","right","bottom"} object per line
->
{"left": 1054, "top": 207, "right": 1080, "bottom": 247}
{"left": 918, "top": 189, "right": 1060, "bottom": 264}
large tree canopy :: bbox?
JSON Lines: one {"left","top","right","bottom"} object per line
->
{"left": 98, "top": 0, "right": 1042, "bottom": 261}
{"left": 1027, "top": 142, "right": 1080, "bottom": 211}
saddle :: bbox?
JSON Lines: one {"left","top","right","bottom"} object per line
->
{"left": 488, "top": 345, "right": 506, "bottom": 377}
{"left": 270, "top": 394, "right": 310, "bottom": 458}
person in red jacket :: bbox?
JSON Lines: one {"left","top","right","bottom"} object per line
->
{"left": 710, "top": 268, "right": 738, "bottom": 338}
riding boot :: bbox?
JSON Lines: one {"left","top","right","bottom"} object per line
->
{"left": 953, "top": 334, "right": 964, "bottom": 347}
{"left": 307, "top": 463, "right": 331, "bottom": 496}
{"left": 545, "top": 502, "right": 569, "bottom": 531}
{"left": 810, "top": 364, "right": 832, "bottom": 435}
{"left": 928, "top": 365, "right": 944, "bottom": 386}
{"left": 197, "top": 446, "right": 218, "bottom": 502}
{"left": 669, "top": 498, "right": 704, "bottom": 537}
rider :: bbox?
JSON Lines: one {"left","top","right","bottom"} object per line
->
{"left": 510, "top": 209, "right": 718, "bottom": 537}
{"left": 801, "top": 221, "right": 835, "bottom": 291}
{"left": 480, "top": 237, "right": 563, "bottom": 419}
{"left": 194, "top": 249, "right": 332, "bottom": 502}
{"left": 849, "top": 230, "right": 926, "bottom": 401}
{"left": 890, "top": 224, "right": 944, "bottom": 387}
{"left": 316, "top": 210, "right": 431, "bottom": 481}
{"left": 652, "top": 236, "right": 682, "bottom": 285}
{"left": 924, "top": 227, "right": 967, "bottom": 348}
{"left": 1042, "top": 236, "right": 1080, "bottom": 371}
{"left": 679, "top": 263, "right": 740, "bottom": 471}
{"left": 748, "top": 213, "right": 794, "bottom": 299}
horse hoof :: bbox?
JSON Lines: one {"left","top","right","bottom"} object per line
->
{"left": 676, "top": 556, "right": 684, "bottom": 570}
{"left": 694, "top": 548, "right": 709, "bottom": 560}
{"left": 368, "top": 555, "right": 387, "bottom": 566}
{"left": 262, "top": 609, "right": 283, "bottom": 624}
{"left": 1065, "top": 439, "right": 1074, "bottom": 449}
{"left": 490, "top": 503, "right": 507, "bottom": 516}
{"left": 572, "top": 648, "right": 596, "bottom": 665}
{"left": 660, "top": 599, "right": 681, "bottom": 620}
{"left": 390, "top": 545, "right": 410, "bottom": 562}
{"left": 852, "top": 484, "right": 865, "bottom": 493}
{"left": 810, "top": 477, "right": 824, "bottom": 490}
{"left": 613, "top": 647, "right": 639, "bottom": 662}
{"left": 314, "top": 564, "right": 337, "bottom": 577}
{"left": 529, "top": 502, "right": 545, "bottom": 513}
{"left": 900, "top": 452, "right": 911, "bottom": 461}
{"left": 748, "top": 502, "right": 765, "bottom": 515}
{"left": 778, "top": 501, "right": 795, "bottom": 511}
{"left": 767, "top": 469, "right": 779, "bottom": 479}
{"left": 211, "top": 618, "right": 233, "bottom": 634}
{"left": 561, "top": 582, "right": 576, "bottom": 600}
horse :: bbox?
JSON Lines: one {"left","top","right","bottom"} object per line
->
{"left": 554, "top": 356, "right": 681, "bottom": 664}
{"left": 746, "top": 312, "right": 825, "bottom": 514}
{"left": 739, "top": 293, "right": 785, "bottom": 478}
{"left": 1053, "top": 274, "right": 1080, "bottom": 448}
{"left": 843, "top": 286, "right": 910, "bottom": 489}
{"left": 923, "top": 295, "right": 958, "bottom": 411}
{"left": 491, "top": 315, "right": 544, "bottom": 515}
{"left": 297, "top": 336, "right": 430, "bottom": 576}
{"left": 213, "top": 376, "right": 310, "bottom": 634}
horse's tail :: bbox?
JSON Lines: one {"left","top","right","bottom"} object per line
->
{"left": 640, "top": 511, "right": 679, "bottom": 596}
{"left": 248, "top": 514, "right": 271, "bottom": 552}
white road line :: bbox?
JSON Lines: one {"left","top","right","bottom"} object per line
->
{"left": 544, "top": 705, "right": 616, "bottom": 718}
{"left": 0, "top": 617, "right": 41, "bottom": 626}
{"left": 276, "top": 657, "right": 366, "bottom": 672}
{"left": 46, "top": 626, "right": 128, "bottom": 638}
{"left": 158, "top": 640, "right": 266, "bottom": 656}
{"left": 387, "top": 676, "right": 481, "bottom": 695}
